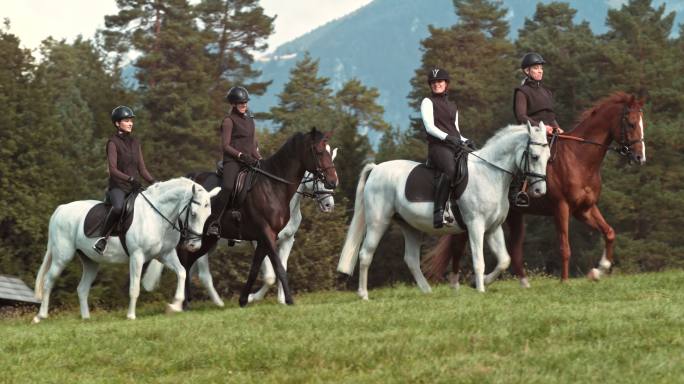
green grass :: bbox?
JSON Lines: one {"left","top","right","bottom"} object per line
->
{"left": 1, "top": 270, "right": 683, "bottom": 384}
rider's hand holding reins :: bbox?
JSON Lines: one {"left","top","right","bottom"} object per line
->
{"left": 128, "top": 176, "right": 143, "bottom": 191}
{"left": 238, "top": 153, "right": 258, "bottom": 167}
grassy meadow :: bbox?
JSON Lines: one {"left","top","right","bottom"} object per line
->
{"left": 1, "top": 270, "right": 682, "bottom": 384}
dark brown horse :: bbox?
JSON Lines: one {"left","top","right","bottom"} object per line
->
{"left": 178, "top": 128, "right": 338, "bottom": 306}
{"left": 425, "top": 92, "right": 646, "bottom": 286}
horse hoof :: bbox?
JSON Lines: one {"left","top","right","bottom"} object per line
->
{"left": 127, "top": 314, "right": 136, "bottom": 320}
{"left": 520, "top": 278, "right": 531, "bottom": 288}
{"left": 239, "top": 297, "right": 249, "bottom": 307}
{"left": 587, "top": 268, "right": 601, "bottom": 282}
{"left": 166, "top": 303, "right": 182, "bottom": 313}
{"left": 32, "top": 316, "right": 41, "bottom": 324}
{"left": 214, "top": 299, "right": 225, "bottom": 308}
{"left": 247, "top": 294, "right": 256, "bottom": 304}
{"left": 285, "top": 299, "right": 294, "bottom": 305}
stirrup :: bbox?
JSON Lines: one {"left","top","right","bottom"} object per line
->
{"left": 93, "top": 237, "right": 107, "bottom": 255}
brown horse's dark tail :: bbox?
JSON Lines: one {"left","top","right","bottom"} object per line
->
{"left": 422, "top": 235, "right": 457, "bottom": 281}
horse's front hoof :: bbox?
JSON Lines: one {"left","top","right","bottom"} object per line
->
{"left": 519, "top": 277, "right": 531, "bottom": 288}
{"left": 166, "top": 303, "right": 183, "bottom": 313}
{"left": 239, "top": 297, "right": 249, "bottom": 307}
{"left": 285, "top": 298, "right": 294, "bottom": 305}
{"left": 127, "top": 314, "right": 136, "bottom": 320}
{"left": 587, "top": 268, "right": 601, "bottom": 282}
{"left": 32, "top": 316, "right": 42, "bottom": 324}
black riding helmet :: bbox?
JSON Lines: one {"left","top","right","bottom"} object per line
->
{"left": 226, "top": 86, "right": 250, "bottom": 104}
{"left": 426, "top": 67, "right": 450, "bottom": 84}
{"left": 520, "top": 52, "right": 546, "bottom": 69}
{"left": 111, "top": 105, "right": 135, "bottom": 123}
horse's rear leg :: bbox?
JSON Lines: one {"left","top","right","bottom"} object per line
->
{"left": 193, "top": 254, "right": 224, "bottom": 307}
{"left": 506, "top": 210, "right": 530, "bottom": 287}
{"left": 160, "top": 250, "right": 187, "bottom": 313}
{"left": 398, "top": 224, "right": 431, "bottom": 293}
{"left": 77, "top": 253, "right": 100, "bottom": 320}
{"left": 358, "top": 220, "right": 391, "bottom": 300}
{"left": 467, "top": 222, "right": 486, "bottom": 292}
{"left": 248, "top": 259, "right": 275, "bottom": 304}
{"left": 575, "top": 205, "right": 615, "bottom": 280}
{"left": 275, "top": 235, "right": 295, "bottom": 304}
{"left": 448, "top": 233, "right": 468, "bottom": 290}
{"left": 34, "top": 245, "right": 75, "bottom": 323}
{"left": 484, "top": 227, "right": 511, "bottom": 285}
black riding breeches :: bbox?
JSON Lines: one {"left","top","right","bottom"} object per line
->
{"left": 108, "top": 188, "right": 127, "bottom": 216}
{"left": 428, "top": 143, "right": 457, "bottom": 181}
{"left": 217, "top": 159, "right": 241, "bottom": 209}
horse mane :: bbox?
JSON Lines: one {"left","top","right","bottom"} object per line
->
{"left": 577, "top": 91, "right": 633, "bottom": 124}
{"left": 144, "top": 177, "right": 194, "bottom": 197}
{"left": 481, "top": 124, "right": 528, "bottom": 149}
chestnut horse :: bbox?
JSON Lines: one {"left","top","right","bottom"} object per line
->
{"left": 425, "top": 92, "right": 646, "bottom": 286}
{"left": 178, "top": 128, "right": 338, "bottom": 306}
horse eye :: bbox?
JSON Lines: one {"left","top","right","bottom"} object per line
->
{"left": 532, "top": 154, "right": 540, "bottom": 161}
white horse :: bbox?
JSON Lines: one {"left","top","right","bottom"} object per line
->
{"left": 142, "top": 152, "right": 337, "bottom": 306}
{"left": 33, "top": 177, "right": 218, "bottom": 322}
{"left": 337, "top": 122, "right": 551, "bottom": 298}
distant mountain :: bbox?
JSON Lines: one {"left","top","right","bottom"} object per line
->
{"left": 250, "top": 0, "right": 682, "bottom": 141}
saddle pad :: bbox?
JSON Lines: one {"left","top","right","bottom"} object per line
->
{"left": 83, "top": 193, "right": 137, "bottom": 238}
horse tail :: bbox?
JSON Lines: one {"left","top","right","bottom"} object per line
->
{"left": 142, "top": 259, "right": 164, "bottom": 292}
{"left": 337, "top": 163, "right": 376, "bottom": 275}
{"left": 35, "top": 209, "right": 61, "bottom": 300}
{"left": 422, "top": 235, "right": 456, "bottom": 281}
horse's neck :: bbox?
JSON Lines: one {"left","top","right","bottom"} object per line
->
{"left": 565, "top": 105, "right": 620, "bottom": 169}
{"left": 145, "top": 183, "right": 187, "bottom": 221}
{"left": 260, "top": 141, "right": 307, "bottom": 200}
{"left": 476, "top": 129, "right": 526, "bottom": 180}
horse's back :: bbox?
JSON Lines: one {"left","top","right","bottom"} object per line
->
{"left": 48, "top": 200, "right": 101, "bottom": 245}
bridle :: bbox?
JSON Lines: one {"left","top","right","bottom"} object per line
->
{"left": 549, "top": 104, "right": 644, "bottom": 162}
{"left": 466, "top": 133, "right": 548, "bottom": 208}
{"left": 139, "top": 185, "right": 204, "bottom": 243}
{"left": 309, "top": 141, "right": 337, "bottom": 190}
{"left": 298, "top": 171, "right": 335, "bottom": 203}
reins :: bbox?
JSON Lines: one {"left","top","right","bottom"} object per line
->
{"left": 139, "top": 187, "right": 203, "bottom": 241}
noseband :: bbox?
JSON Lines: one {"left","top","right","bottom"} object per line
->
{"left": 513, "top": 138, "right": 549, "bottom": 207}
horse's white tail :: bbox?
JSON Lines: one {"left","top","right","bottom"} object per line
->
{"left": 142, "top": 259, "right": 164, "bottom": 292}
{"left": 337, "top": 163, "right": 376, "bottom": 275}
{"left": 34, "top": 246, "right": 51, "bottom": 300}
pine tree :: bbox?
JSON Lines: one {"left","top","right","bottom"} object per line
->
{"left": 515, "top": 2, "right": 600, "bottom": 127}
{"left": 408, "top": 0, "right": 516, "bottom": 145}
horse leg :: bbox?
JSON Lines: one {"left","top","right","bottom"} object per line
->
{"left": 448, "top": 233, "right": 468, "bottom": 290}
{"left": 159, "top": 250, "right": 187, "bottom": 313}
{"left": 553, "top": 202, "right": 572, "bottom": 282}
{"left": 239, "top": 243, "right": 269, "bottom": 307}
{"left": 398, "top": 224, "right": 431, "bottom": 293}
{"left": 34, "top": 244, "right": 75, "bottom": 323}
{"left": 357, "top": 220, "right": 391, "bottom": 300}
{"left": 248, "top": 258, "right": 275, "bottom": 304}
{"left": 193, "top": 254, "right": 224, "bottom": 307}
{"left": 127, "top": 251, "right": 145, "bottom": 320}
{"left": 77, "top": 253, "right": 100, "bottom": 320}
{"left": 265, "top": 239, "right": 294, "bottom": 306}
{"left": 506, "top": 210, "right": 530, "bottom": 288}
{"left": 575, "top": 205, "right": 616, "bottom": 280}
{"left": 275, "top": 234, "right": 296, "bottom": 304}
{"left": 466, "top": 222, "right": 486, "bottom": 292}
{"left": 484, "top": 226, "right": 511, "bottom": 286}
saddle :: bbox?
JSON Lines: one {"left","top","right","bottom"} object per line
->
{"left": 404, "top": 151, "right": 469, "bottom": 202}
{"left": 205, "top": 161, "right": 258, "bottom": 221}
{"left": 404, "top": 151, "right": 469, "bottom": 227}
{"left": 84, "top": 191, "right": 139, "bottom": 255}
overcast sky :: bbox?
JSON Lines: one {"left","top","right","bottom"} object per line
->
{"left": 4, "top": 0, "right": 372, "bottom": 55}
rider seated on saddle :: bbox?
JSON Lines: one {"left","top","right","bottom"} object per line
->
{"left": 421, "top": 67, "right": 475, "bottom": 229}
{"left": 93, "top": 106, "right": 156, "bottom": 254}
{"left": 514, "top": 52, "right": 564, "bottom": 134}
{"left": 206, "top": 86, "right": 261, "bottom": 237}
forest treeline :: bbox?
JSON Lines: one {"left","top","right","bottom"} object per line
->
{"left": 1, "top": 0, "right": 682, "bottom": 306}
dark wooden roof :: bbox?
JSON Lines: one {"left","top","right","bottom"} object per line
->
{"left": 0, "top": 275, "right": 41, "bottom": 304}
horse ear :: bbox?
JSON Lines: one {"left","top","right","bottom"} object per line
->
{"left": 332, "top": 147, "right": 338, "bottom": 160}
{"left": 310, "top": 126, "right": 318, "bottom": 136}
{"left": 192, "top": 184, "right": 196, "bottom": 194}
{"left": 526, "top": 120, "right": 532, "bottom": 133}
{"left": 208, "top": 187, "right": 221, "bottom": 198}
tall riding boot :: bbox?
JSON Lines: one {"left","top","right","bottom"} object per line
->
{"left": 93, "top": 210, "right": 119, "bottom": 255}
{"left": 433, "top": 173, "right": 451, "bottom": 228}
{"left": 207, "top": 189, "right": 232, "bottom": 236}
